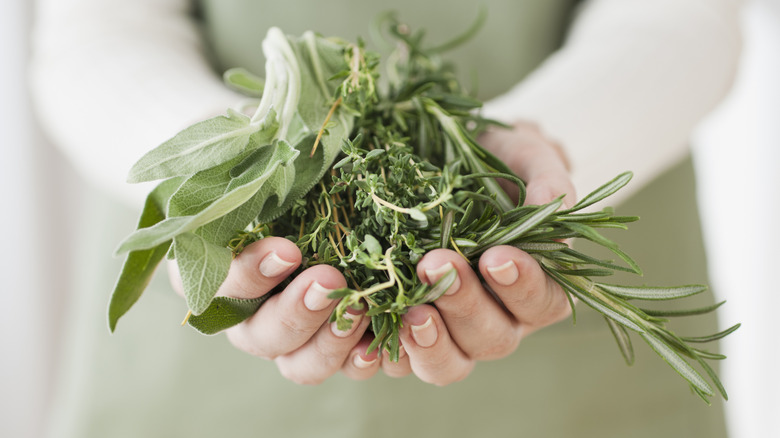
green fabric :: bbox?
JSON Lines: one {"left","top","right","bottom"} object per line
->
{"left": 198, "top": 0, "right": 577, "bottom": 100}
{"left": 46, "top": 1, "right": 728, "bottom": 436}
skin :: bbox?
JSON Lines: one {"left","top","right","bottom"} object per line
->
{"left": 170, "top": 121, "right": 576, "bottom": 386}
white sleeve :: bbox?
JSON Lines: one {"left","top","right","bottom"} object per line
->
{"left": 483, "top": 0, "right": 744, "bottom": 201}
{"left": 30, "top": 0, "right": 243, "bottom": 205}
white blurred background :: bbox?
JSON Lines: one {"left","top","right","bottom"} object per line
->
{"left": 1, "top": 1, "right": 777, "bottom": 437}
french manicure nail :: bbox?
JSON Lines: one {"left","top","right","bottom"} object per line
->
{"left": 303, "top": 281, "right": 332, "bottom": 311}
{"left": 486, "top": 260, "right": 519, "bottom": 286}
{"left": 331, "top": 312, "right": 361, "bottom": 338}
{"left": 411, "top": 316, "right": 438, "bottom": 348}
{"left": 353, "top": 354, "right": 377, "bottom": 369}
{"left": 259, "top": 251, "right": 296, "bottom": 277}
{"left": 425, "top": 262, "right": 461, "bottom": 296}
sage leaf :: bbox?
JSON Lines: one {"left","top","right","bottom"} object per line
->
{"left": 201, "top": 158, "right": 296, "bottom": 246}
{"left": 128, "top": 109, "right": 258, "bottom": 183}
{"left": 223, "top": 67, "right": 264, "bottom": 97}
{"left": 116, "top": 140, "right": 298, "bottom": 254}
{"left": 188, "top": 296, "right": 269, "bottom": 334}
{"left": 108, "top": 177, "right": 183, "bottom": 331}
{"left": 255, "top": 34, "right": 355, "bottom": 221}
{"left": 173, "top": 232, "right": 232, "bottom": 315}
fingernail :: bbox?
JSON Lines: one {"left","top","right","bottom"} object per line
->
{"left": 486, "top": 261, "right": 519, "bottom": 286}
{"left": 425, "top": 262, "right": 461, "bottom": 296}
{"left": 331, "top": 312, "right": 361, "bottom": 338}
{"left": 303, "top": 281, "right": 332, "bottom": 311}
{"left": 411, "top": 316, "right": 438, "bottom": 348}
{"left": 353, "top": 354, "right": 377, "bottom": 369}
{"left": 259, "top": 251, "right": 296, "bottom": 277}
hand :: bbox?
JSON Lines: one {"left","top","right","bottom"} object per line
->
{"left": 380, "top": 121, "right": 577, "bottom": 385}
{"left": 170, "top": 237, "right": 379, "bottom": 385}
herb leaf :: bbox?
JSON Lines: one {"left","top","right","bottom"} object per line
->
{"left": 188, "top": 296, "right": 269, "bottom": 334}
{"left": 223, "top": 67, "right": 265, "bottom": 97}
{"left": 108, "top": 177, "right": 183, "bottom": 331}
{"left": 128, "top": 109, "right": 258, "bottom": 183}
{"left": 116, "top": 140, "right": 298, "bottom": 254}
{"left": 173, "top": 232, "right": 233, "bottom": 315}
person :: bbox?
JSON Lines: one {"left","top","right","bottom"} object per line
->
{"left": 30, "top": 0, "right": 743, "bottom": 436}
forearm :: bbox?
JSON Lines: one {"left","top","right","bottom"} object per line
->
{"left": 483, "top": 0, "right": 743, "bottom": 202}
{"left": 30, "top": 0, "right": 242, "bottom": 204}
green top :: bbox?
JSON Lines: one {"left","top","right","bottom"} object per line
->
{"left": 198, "top": 0, "right": 576, "bottom": 100}
{"left": 46, "top": 2, "right": 727, "bottom": 437}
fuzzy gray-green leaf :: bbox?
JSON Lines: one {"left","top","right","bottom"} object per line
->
{"left": 116, "top": 141, "right": 298, "bottom": 254}
{"left": 188, "top": 296, "right": 269, "bottom": 334}
{"left": 174, "top": 232, "right": 233, "bottom": 315}
{"left": 223, "top": 67, "right": 265, "bottom": 97}
{"left": 108, "top": 177, "right": 183, "bottom": 331}
{"left": 128, "top": 109, "right": 258, "bottom": 183}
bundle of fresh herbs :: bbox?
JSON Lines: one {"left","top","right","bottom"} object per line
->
{"left": 110, "top": 16, "right": 738, "bottom": 404}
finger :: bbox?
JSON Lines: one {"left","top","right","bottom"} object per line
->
{"left": 226, "top": 264, "right": 346, "bottom": 359}
{"left": 273, "top": 307, "right": 370, "bottom": 385}
{"left": 380, "top": 344, "right": 412, "bottom": 378}
{"left": 218, "top": 237, "right": 302, "bottom": 300}
{"left": 512, "top": 141, "right": 575, "bottom": 208}
{"left": 481, "top": 123, "right": 575, "bottom": 207}
{"left": 340, "top": 334, "right": 381, "bottom": 381}
{"left": 479, "top": 245, "right": 573, "bottom": 335}
{"left": 399, "top": 305, "right": 475, "bottom": 386}
{"left": 417, "top": 249, "right": 521, "bottom": 361}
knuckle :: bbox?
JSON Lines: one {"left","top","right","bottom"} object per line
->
{"left": 446, "top": 300, "right": 481, "bottom": 325}
{"left": 424, "top": 362, "right": 474, "bottom": 386}
{"left": 277, "top": 364, "right": 327, "bottom": 386}
{"left": 468, "top": 333, "right": 520, "bottom": 361}
{"left": 226, "top": 328, "right": 278, "bottom": 360}
{"left": 310, "top": 340, "right": 349, "bottom": 374}
{"left": 381, "top": 359, "right": 411, "bottom": 378}
{"left": 277, "top": 314, "right": 319, "bottom": 339}
{"left": 537, "top": 291, "right": 573, "bottom": 326}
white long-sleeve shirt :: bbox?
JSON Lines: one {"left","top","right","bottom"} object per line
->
{"left": 30, "top": 0, "right": 743, "bottom": 206}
